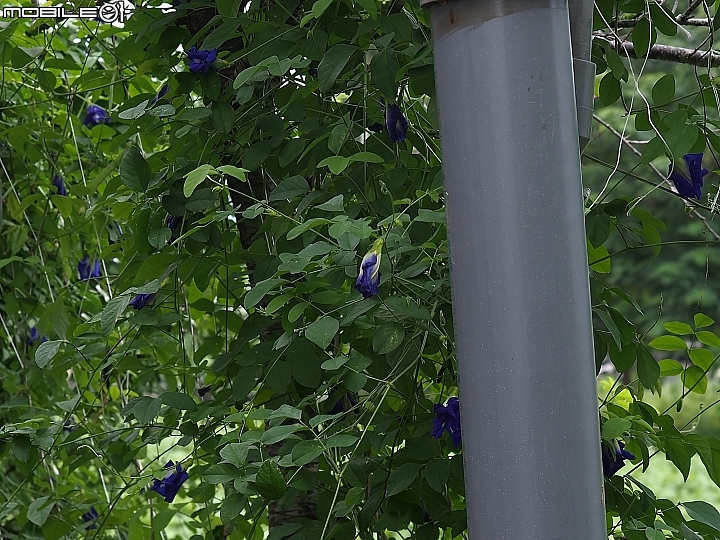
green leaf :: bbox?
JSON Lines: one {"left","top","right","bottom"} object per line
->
{"left": 27, "top": 496, "right": 54, "bottom": 527}
{"left": 608, "top": 339, "right": 636, "bottom": 373}
{"left": 689, "top": 348, "right": 715, "bottom": 370}
{"left": 602, "top": 417, "right": 632, "bottom": 439}
{"left": 325, "top": 434, "right": 358, "bottom": 447}
{"left": 202, "top": 18, "right": 242, "bottom": 50}
{"left": 370, "top": 47, "right": 399, "bottom": 99}
{"left": 220, "top": 493, "right": 245, "bottom": 524}
{"left": 317, "top": 155, "right": 351, "bottom": 174}
{"left": 658, "top": 359, "right": 683, "bottom": 376}
{"left": 652, "top": 74, "right": 675, "bottom": 106}
{"left": 269, "top": 176, "right": 310, "bottom": 201}
{"left": 286, "top": 218, "right": 331, "bottom": 240}
{"left": 120, "top": 146, "right": 151, "bottom": 192}
{"left": 148, "top": 228, "right": 171, "bottom": 249}
{"left": 632, "top": 17, "right": 651, "bottom": 58}
{"left": 372, "top": 322, "right": 405, "bottom": 354}
{"left": 133, "top": 396, "right": 162, "bottom": 424}
{"left": 101, "top": 296, "right": 132, "bottom": 337}
{"left": 697, "top": 331, "right": 720, "bottom": 347}
{"left": 204, "top": 463, "right": 242, "bottom": 484}
{"left": 291, "top": 440, "right": 325, "bottom": 466}
{"left": 598, "top": 72, "right": 621, "bottom": 106}
{"left": 183, "top": 164, "right": 216, "bottom": 198}
{"left": 217, "top": 165, "right": 248, "bottom": 181}
{"left": 244, "top": 278, "right": 286, "bottom": 309}
{"left": 118, "top": 100, "right": 149, "bottom": 120}
{"left": 220, "top": 442, "right": 251, "bottom": 468}
{"left": 663, "top": 321, "right": 693, "bottom": 335}
{"left": 682, "top": 365, "right": 708, "bottom": 394}
{"left": 262, "top": 424, "right": 302, "bottom": 445}
{"left": 321, "top": 355, "right": 348, "bottom": 370}
{"left": 317, "top": 195, "right": 344, "bottom": 212}
{"left": 425, "top": 459, "right": 450, "bottom": 493}
{"left": 680, "top": 523, "right": 703, "bottom": 540}
{"left": 637, "top": 346, "right": 660, "bottom": 389}
{"left": 161, "top": 392, "right": 197, "bottom": 410}
{"left": 645, "top": 528, "right": 664, "bottom": 540}
{"left": 211, "top": 102, "right": 236, "bottom": 133}
{"left": 386, "top": 463, "right": 422, "bottom": 497}
{"left": 683, "top": 501, "right": 720, "bottom": 533}
{"left": 308, "top": 0, "right": 333, "bottom": 21}
{"left": 35, "top": 340, "right": 62, "bottom": 369}
{"left": 318, "top": 44, "right": 356, "bottom": 92}
{"left": 648, "top": 335, "right": 687, "bottom": 351}
{"left": 256, "top": 460, "right": 286, "bottom": 500}
{"left": 664, "top": 438, "right": 693, "bottom": 480}
{"left": 649, "top": 3, "right": 677, "bottom": 36}
{"left": 695, "top": 313, "right": 715, "bottom": 328}
{"left": 305, "top": 316, "right": 339, "bottom": 350}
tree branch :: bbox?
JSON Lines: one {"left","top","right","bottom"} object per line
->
{"left": 596, "top": 35, "right": 720, "bottom": 67}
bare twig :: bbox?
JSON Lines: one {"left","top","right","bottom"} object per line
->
{"left": 593, "top": 113, "right": 720, "bottom": 241}
{"left": 612, "top": 17, "right": 711, "bottom": 26}
{"left": 678, "top": 0, "right": 705, "bottom": 22}
{"left": 596, "top": 34, "right": 720, "bottom": 67}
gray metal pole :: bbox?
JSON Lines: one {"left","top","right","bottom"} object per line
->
{"left": 569, "top": 0, "right": 596, "bottom": 150}
{"left": 423, "top": 0, "right": 606, "bottom": 538}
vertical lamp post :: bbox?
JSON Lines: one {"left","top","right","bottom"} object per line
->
{"left": 423, "top": 0, "right": 606, "bottom": 538}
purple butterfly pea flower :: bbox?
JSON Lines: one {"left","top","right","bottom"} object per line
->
{"left": 83, "top": 104, "right": 110, "bottom": 127}
{"left": 601, "top": 439, "right": 635, "bottom": 478}
{"left": 82, "top": 506, "right": 99, "bottom": 529}
{"left": 385, "top": 103, "right": 408, "bottom": 143}
{"left": 78, "top": 255, "right": 92, "bottom": 280}
{"left": 355, "top": 241, "right": 383, "bottom": 298}
{"left": 90, "top": 259, "right": 102, "bottom": 279}
{"left": 150, "top": 84, "right": 171, "bottom": 106}
{"left": 186, "top": 47, "right": 218, "bottom": 74}
{"left": 26, "top": 326, "right": 48, "bottom": 346}
{"left": 668, "top": 153, "right": 709, "bottom": 200}
{"left": 52, "top": 175, "right": 67, "bottom": 196}
{"left": 166, "top": 215, "right": 182, "bottom": 232}
{"left": 130, "top": 293, "right": 156, "bottom": 310}
{"left": 150, "top": 461, "right": 189, "bottom": 503}
{"left": 431, "top": 396, "right": 461, "bottom": 447}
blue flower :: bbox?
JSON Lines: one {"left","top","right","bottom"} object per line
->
{"left": 431, "top": 396, "right": 461, "bottom": 447}
{"left": 385, "top": 103, "right": 408, "bottom": 143}
{"left": 83, "top": 105, "right": 110, "bottom": 127}
{"left": 82, "top": 506, "right": 99, "bottom": 529}
{"left": 78, "top": 255, "right": 92, "bottom": 280}
{"left": 601, "top": 439, "right": 635, "bottom": 478}
{"left": 669, "top": 153, "right": 709, "bottom": 200}
{"left": 90, "top": 259, "right": 102, "bottom": 279}
{"left": 166, "top": 215, "right": 182, "bottom": 232}
{"left": 26, "top": 326, "right": 47, "bottom": 346}
{"left": 150, "top": 461, "right": 189, "bottom": 503}
{"left": 150, "top": 84, "right": 170, "bottom": 106}
{"left": 130, "top": 293, "right": 156, "bottom": 310}
{"left": 52, "top": 175, "right": 67, "bottom": 196}
{"left": 355, "top": 239, "right": 383, "bottom": 299}
{"left": 186, "top": 47, "right": 218, "bottom": 74}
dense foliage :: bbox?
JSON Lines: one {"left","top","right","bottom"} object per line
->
{"left": 3, "top": 0, "right": 720, "bottom": 539}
